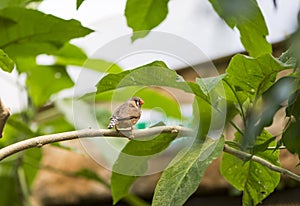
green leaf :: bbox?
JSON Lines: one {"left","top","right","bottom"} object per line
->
{"left": 192, "top": 96, "right": 212, "bottom": 141}
{"left": 196, "top": 74, "right": 226, "bottom": 96}
{"left": 76, "top": 0, "right": 85, "bottom": 9}
{"left": 0, "top": 113, "right": 36, "bottom": 206}
{"left": 282, "top": 89, "right": 300, "bottom": 157}
{"left": 96, "top": 61, "right": 206, "bottom": 100}
{"left": 0, "top": 49, "right": 14, "bottom": 72}
{"left": 221, "top": 131, "right": 280, "bottom": 206}
{"left": 6, "top": 116, "right": 35, "bottom": 137}
{"left": 37, "top": 115, "right": 74, "bottom": 134}
{"left": 197, "top": 74, "right": 246, "bottom": 123}
{"left": 125, "top": 0, "right": 169, "bottom": 41}
{"left": 0, "top": 7, "right": 93, "bottom": 58}
{"left": 0, "top": 15, "right": 17, "bottom": 28}
{"left": 55, "top": 42, "right": 87, "bottom": 61}
{"left": 1, "top": 114, "right": 35, "bottom": 147}
{"left": 226, "top": 54, "right": 292, "bottom": 100}
{"left": 209, "top": 0, "right": 271, "bottom": 57}
{"left": 96, "top": 61, "right": 184, "bottom": 92}
{"left": 288, "top": 12, "right": 300, "bottom": 66}
{"left": 252, "top": 135, "right": 276, "bottom": 154}
{"left": 54, "top": 43, "right": 122, "bottom": 74}
{"left": 28, "top": 66, "right": 73, "bottom": 107}
{"left": 0, "top": 176, "right": 20, "bottom": 206}
{"left": 242, "top": 76, "right": 299, "bottom": 151}
{"left": 152, "top": 136, "right": 224, "bottom": 206}
{"left": 111, "top": 133, "right": 176, "bottom": 204}
{"left": 193, "top": 76, "right": 227, "bottom": 141}
{"left": 16, "top": 57, "right": 74, "bottom": 107}
{"left": 278, "top": 49, "right": 297, "bottom": 67}
{"left": 23, "top": 148, "right": 42, "bottom": 186}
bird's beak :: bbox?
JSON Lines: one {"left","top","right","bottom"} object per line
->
{"left": 140, "top": 99, "right": 144, "bottom": 105}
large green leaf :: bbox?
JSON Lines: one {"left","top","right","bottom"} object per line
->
{"left": 0, "top": 49, "right": 14, "bottom": 72}
{"left": 226, "top": 54, "right": 292, "bottom": 100}
{"left": 221, "top": 131, "right": 280, "bottom": 206}
{"left": 111, "top": 133, "right": 176, "bottom": 204}
{"left": 16, "top": 57, "right": 74, "bottom": 107}
{"left": 209, "top": 0, "right": 271, "bottom": 57}
{"left": 152, "top": 136, "right": 224, "bottom": 206}
{"left": 0, "top": 7, "right": 92, "bottom": 58}
{"left": 96, "top": 61, "right": 206, "bottom": 100}
{"left": 125, "top": 0, "right": 169, "bottom": 41}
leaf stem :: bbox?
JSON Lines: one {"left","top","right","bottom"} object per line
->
{"left": 223, "top": 79, "right": 246, "bottom": 126}
{"left": 228, "top": 120, "right": 243, "bottom": 135}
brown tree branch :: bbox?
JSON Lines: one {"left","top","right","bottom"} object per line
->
{"left": 0, "top": 98, "right": 10, "bottom": 138}
{"left": 1, "top": 125, "right": 300, "bottom": 183}
{"left": 223, "top": 144, "right": 300, "bottom": 182}
{"left": 0, "top": 126, "right": 193, "bottom": 161}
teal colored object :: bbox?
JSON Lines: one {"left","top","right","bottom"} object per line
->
{"left": 136, "top": 122, "right": 146, "bottom": 129}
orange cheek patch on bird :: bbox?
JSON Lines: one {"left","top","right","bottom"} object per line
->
{"left": 107, "top": 97, "right": 144, "bottom": 139}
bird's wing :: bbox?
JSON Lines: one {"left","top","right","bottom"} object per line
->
{"left": 113, "top": 101, "right": 141, "bottom": 120}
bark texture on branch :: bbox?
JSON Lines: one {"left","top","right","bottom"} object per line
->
{"left": 0, "top": 98, "right": 10, "bottom": 138}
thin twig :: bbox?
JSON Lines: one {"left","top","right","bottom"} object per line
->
{"left": 223, "top": 144, "right": 300, "bottom": 182}
{"left": 0, "top": 126, "right": 194, "bottom": 161}
{"left": 0, "top": 98, "right": 10, "bottom": 138}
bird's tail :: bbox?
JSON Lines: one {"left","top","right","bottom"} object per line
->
{"left": 107, "top": 117, "right": 118, "bottom": 129}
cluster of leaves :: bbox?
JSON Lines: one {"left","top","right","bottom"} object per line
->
{"left": 97, "top": 58, "right": 297, "bottom": 206}
{"left": 0, "top": 1, "right": 299, "bottom": 206}
{"left": 98, "top": 0, "right": 300, "bottom": 205}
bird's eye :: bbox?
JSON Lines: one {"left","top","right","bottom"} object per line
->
{"left": 135, "top": 100, "right": 140, "bottom": 106}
